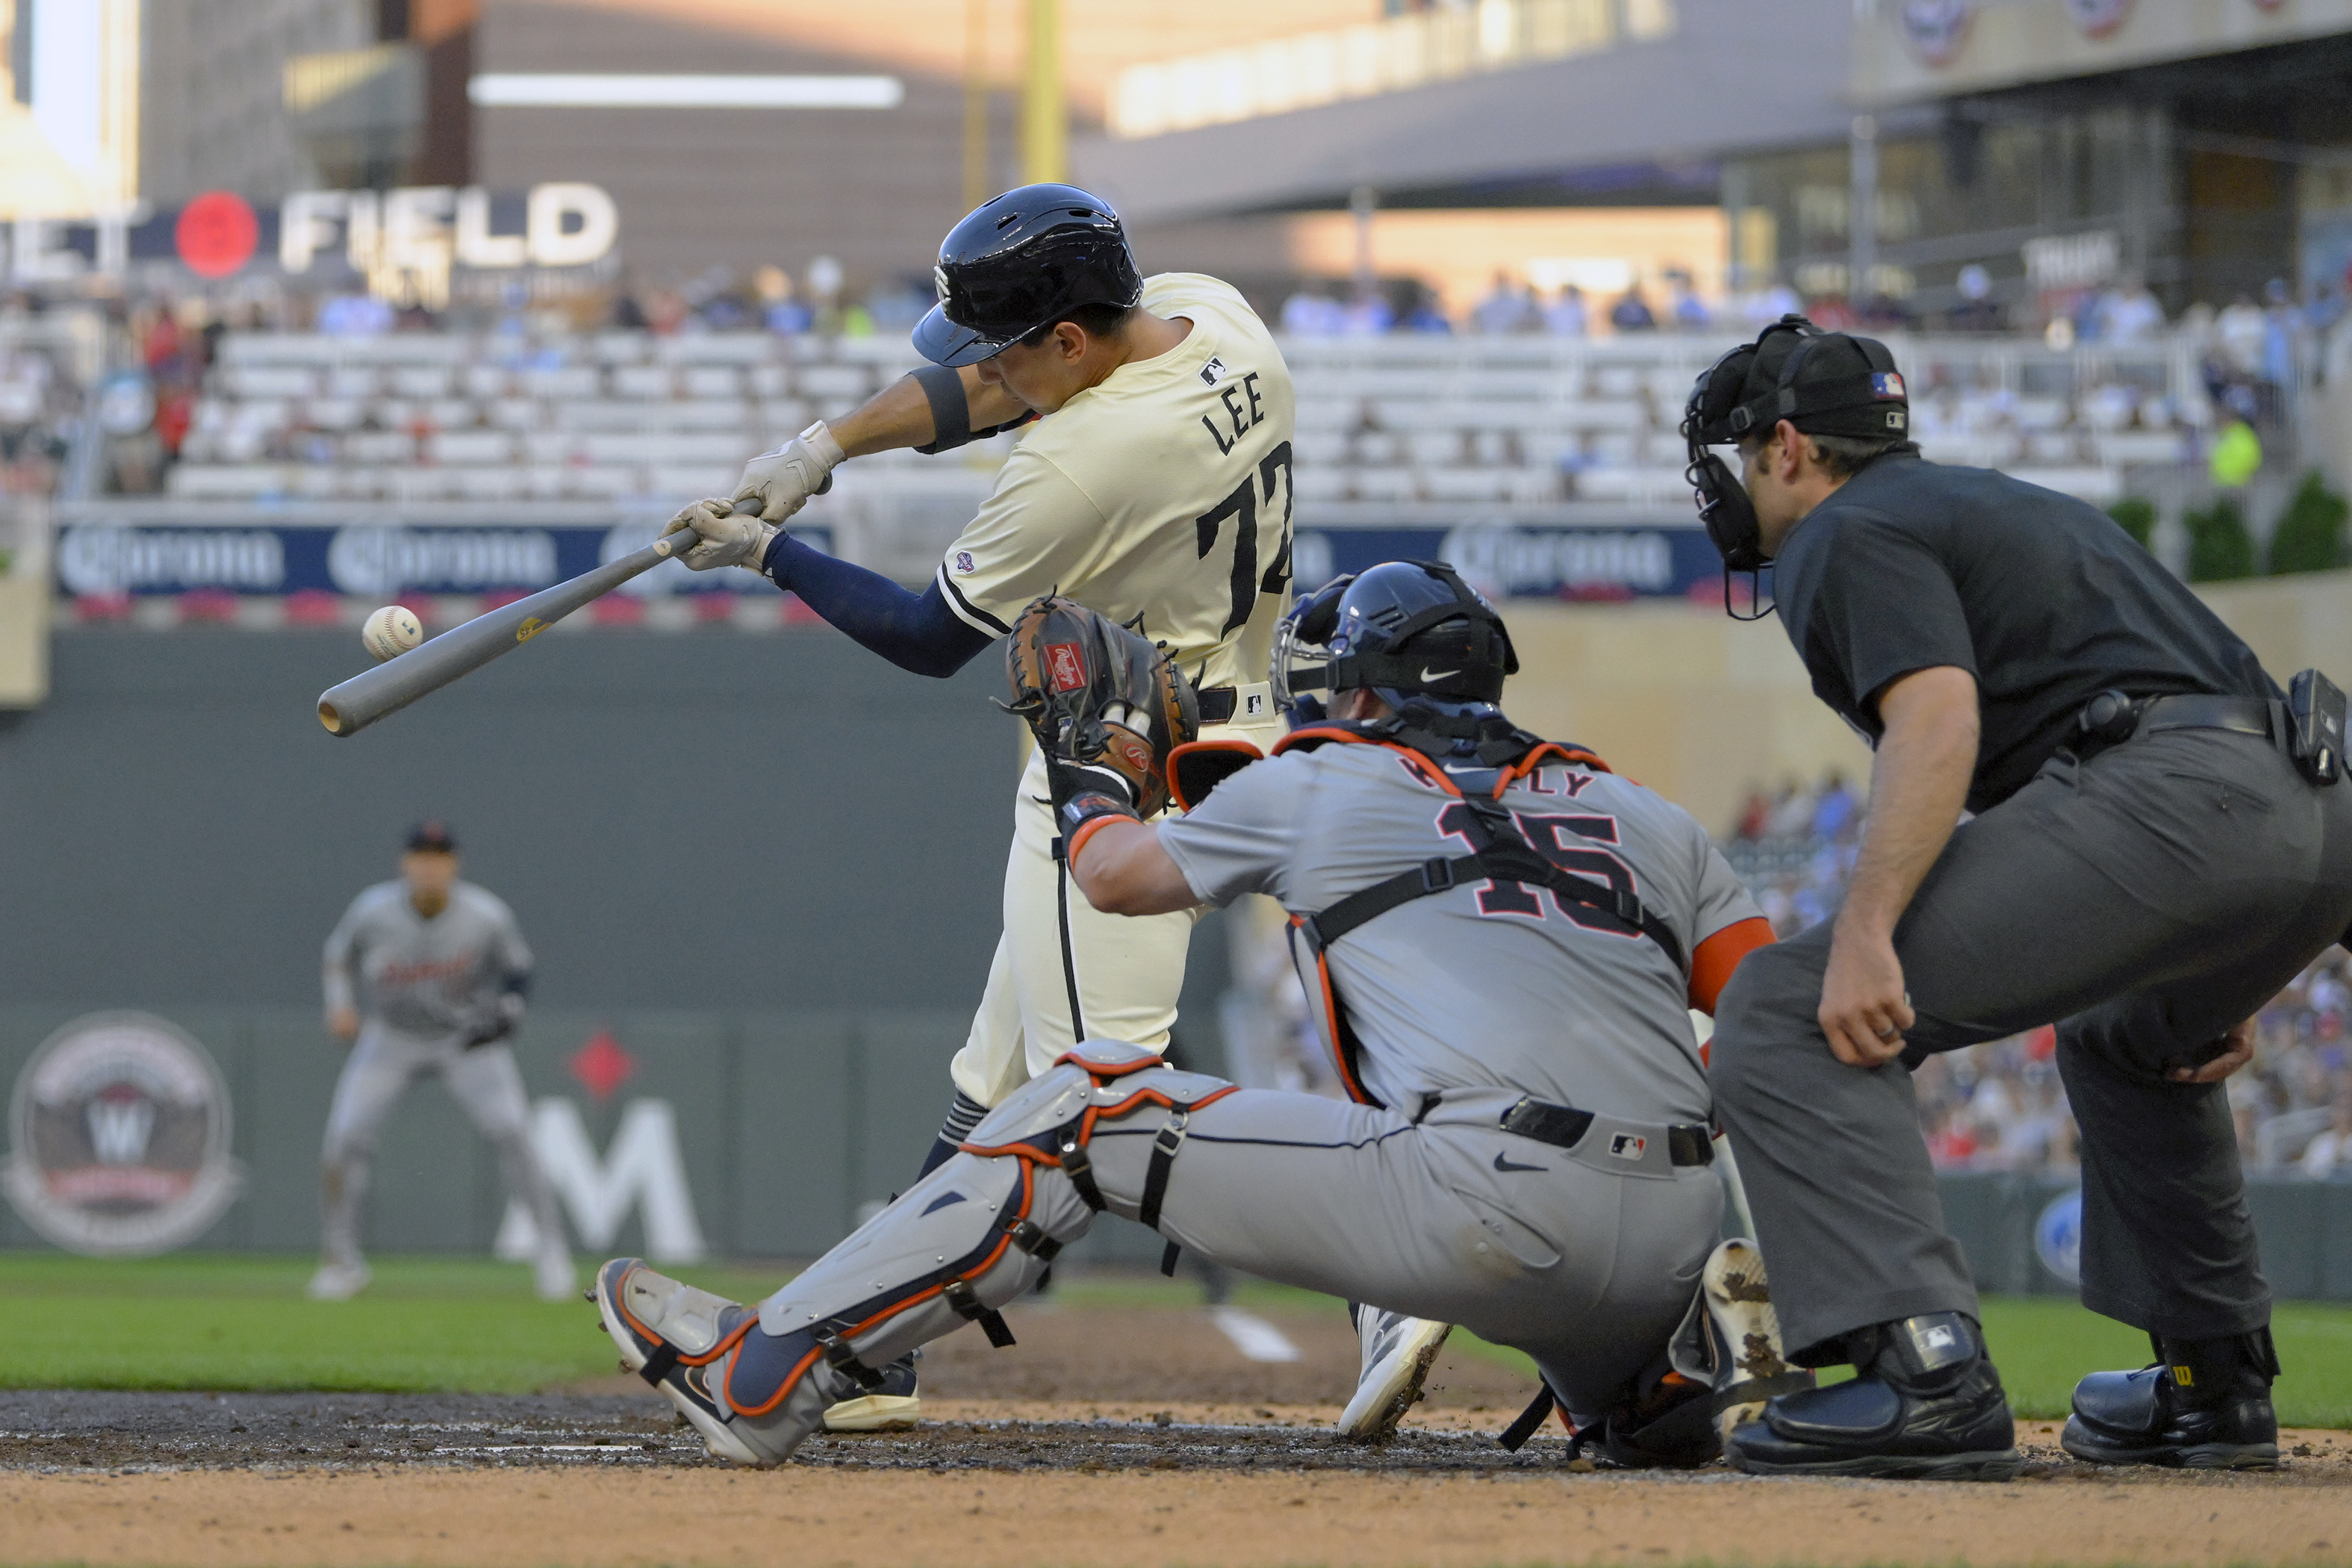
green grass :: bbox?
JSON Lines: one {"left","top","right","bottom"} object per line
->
{"left": 1, "top": 1253, "right": 2348, "bottom": 1426}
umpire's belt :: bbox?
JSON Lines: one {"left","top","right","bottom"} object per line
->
{"left": 1499, "top": 1095, "right": 1712, "bottom": 1169}
{"left": 2076, "top": 691, "right": 2277, "bottom": 762}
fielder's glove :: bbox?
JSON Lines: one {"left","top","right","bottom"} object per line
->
{"left": 660, "top": 497, "right": 777, "bottom": 573}
{"left": 1004, "top": 597, "right": 1200, "bottom": 836}
{"left": 458, "top": 992, "right": 526, "bottom": 1051}
{"left": 732, "top": 420, "right": 845, "bottom": 523}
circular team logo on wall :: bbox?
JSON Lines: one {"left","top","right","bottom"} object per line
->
{"left": 2065, "top": 0, "right": 2132, "bottom": 37}
{"left": 2035, "top": 1189, "right": 2083, "bottom": 1287}
{"left": 1899, "top": 0, "right": 1973, "bottom": 66}
{"left": 3, "top": 1012, "right": 244, "bottom": 1255}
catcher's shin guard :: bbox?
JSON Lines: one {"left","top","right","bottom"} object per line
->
{"left": 594, "top": 1258, "right": 823, "bottom": 1468}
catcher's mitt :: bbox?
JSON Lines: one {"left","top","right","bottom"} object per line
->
{"left": 1004, "top": 595, "right": 1199, "bottom": 818}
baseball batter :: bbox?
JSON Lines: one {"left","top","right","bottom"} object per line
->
{"left": 661, "top": 185, "right": 1292, "bottom": 1422}
{"left": 591, "top": 566, "right": 1799, "bottom": 1469}
{"left": 313, "top": 821, "right": 573, "bottom": 1302}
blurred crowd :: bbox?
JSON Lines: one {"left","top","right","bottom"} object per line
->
{"left": 1723, "top": 771, "right": 2352, "bottom": 1177}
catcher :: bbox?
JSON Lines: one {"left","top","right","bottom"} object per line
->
{"left": 593, "top": 570, "right": 1800, "bottom": 1468}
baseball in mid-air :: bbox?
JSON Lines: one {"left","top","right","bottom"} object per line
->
{"left": 361, "top": 605, "right": 423, "bottom": 662}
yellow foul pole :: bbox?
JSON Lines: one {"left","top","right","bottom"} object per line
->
{"left": 1021, "top": 0, "right": 1064, "bottom": 185}
{"left": 963, "top": 0, "right": 990, "bottom": 209}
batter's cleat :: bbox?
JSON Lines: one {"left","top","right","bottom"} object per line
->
{"left": 1723, "top": 1311, "right": 2022, "bottom": 1481}
{"left": 305, "top": 1261, "right": 371, "bottom": 1300}
{"left": 2062, "top": 1328, "right": 2280, "bottom": 1470}
{"left": 1701, "top": 1239, "right": 1814, "bottom": 1448}
{"left": 593, "top": 1257, "right": 835, "bottom": 1468}
{"left": 534, "top": 1251, "right": 579, "bottom": 1304}
{"left": 823, "top": 1351, "right": 922, "bottom": 1433}
{"left": 1338, "top": 1308, "right": 1452, "bottom": 1440}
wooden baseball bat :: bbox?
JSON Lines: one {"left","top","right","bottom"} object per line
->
{"left": 317, "top": 532, "right": 697, "bottom": 737}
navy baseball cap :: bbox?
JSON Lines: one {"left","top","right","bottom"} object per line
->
{"left": 405, "top": 820, "right": 458, "bottom": 853}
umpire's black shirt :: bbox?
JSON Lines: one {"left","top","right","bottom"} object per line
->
{"left": 1770, "top": 453, "right": 2274, "bottom": 815}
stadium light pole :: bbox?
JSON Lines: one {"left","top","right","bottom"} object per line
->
{"left": 1022, "top": 0, "right": 1064, "bottom": 185}
{"left": 1849, "top": 113, "right": 1878, "bottom": 313}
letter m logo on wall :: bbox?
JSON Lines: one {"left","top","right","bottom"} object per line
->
{"left": 495, "top": 1099, "right": 707, "bottom": 1264}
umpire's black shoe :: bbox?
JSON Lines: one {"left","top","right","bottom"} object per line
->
{"left": 1724, "top": 1312, "right": 2021, "bottom": 1481}
{"left": 2062, "top": 1328, "right": 2279, "bottom": 1470}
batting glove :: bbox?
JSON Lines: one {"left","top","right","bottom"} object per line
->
{"left": 661, "top": 497, "right": 778, "bottom": 573}
{"left": 732, "top": 420, "right": 844, "bottom": 523}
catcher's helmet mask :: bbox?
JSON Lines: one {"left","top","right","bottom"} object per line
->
{"left": 915, "top": 184, "right": 1145, "bottom": 368}
{"left": 1681, "top": 314, "right": 1910, "bottom": 620}
{"left": 1276, "top": 561, "right": 1530, "bottom": 763}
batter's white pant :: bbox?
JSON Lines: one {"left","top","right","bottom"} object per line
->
{"left": 950, "top": 725, "right": 1280, "bottom": 1108}
{"left": 318, "top": 1021, "right": 566, "bottom": 1269}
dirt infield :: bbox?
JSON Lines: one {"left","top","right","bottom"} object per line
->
{"left": 5, "top": 1423, "right": 2351, "bottom": 1568}
{"left": 4, "top": 1301, "right": 2349, "bottom": 1565}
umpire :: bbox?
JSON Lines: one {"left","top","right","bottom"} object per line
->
{"left": 1684, "top": 316, "right": 2352, "bottom": 1480}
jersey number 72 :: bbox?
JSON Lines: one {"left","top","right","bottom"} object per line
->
{"left": 1194, "top": 441, "right": 1294, "bottom": 636}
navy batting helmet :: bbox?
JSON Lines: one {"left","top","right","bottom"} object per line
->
{"left": 913, "top": 184, "right": 1144, "bottom": 367}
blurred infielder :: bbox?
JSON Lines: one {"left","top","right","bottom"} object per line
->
{"left": 591, "top": 566, "right": 1805, "bottom": 1469}
{"left": 313, "top": 821, "right": 573, "bottom": 1302}
{"left": 662, "top": 184, "right": 1294, "bottom": 1425}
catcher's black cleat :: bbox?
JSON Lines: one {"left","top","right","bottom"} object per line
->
{"left": 2062, "top": 1328, "right": 2280, "bottom": 1469}
{"left": 1724, "top": 1311, "right": 2020, "bottom": 1481}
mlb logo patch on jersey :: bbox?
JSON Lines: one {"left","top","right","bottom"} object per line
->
{"left": 1046, "top": 641, "right": 1088, "bottom": 693}
{"left": 1199, "top": 355, "right": 1227, "bottom": 387}
{"left": 953, "top": 550, "right": 977, "bottom": 576}
{"left": 1608, "top": 1133, "right": 1647, "bottom": 1160}
{"left": 1872, "top": 371, "right": 1906, "bottom": 399}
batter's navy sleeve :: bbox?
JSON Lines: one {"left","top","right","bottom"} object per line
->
{"left": 759, "top": 534, "right": 995, "bottom": 677}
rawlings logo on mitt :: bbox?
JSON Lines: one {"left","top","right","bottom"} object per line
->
{"left": 1005, "top": 596, "right": 1199, "bottom": 817}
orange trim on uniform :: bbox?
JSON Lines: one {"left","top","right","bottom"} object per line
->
{"left": 1050, "top": 1047, "right": 1167, "bottom": 1079}
{"left": 724, "top": 1345, "right": 823, "bottom": 1419}
{"left": 617, "top": 1267, "right": 755, "bottom": 1369}
{"left": 1269, "top": 724, "right": 1374, "bottom": 757}
{"left": 1688, "top": 916, "right": 1776, "bottom": 1017}
{"left": 1289, "top": 912, "right": 1375, "bottom": 1106}
{"left": 1062, "top": 811, "right": 1131, "bottom": 868}
{"left": 1166, "top": 738, "right": 1265, "bottom": 812}
{"left": 727, "top": 1162, "right": 1046, "bottom": 1418}
{"left": 1493, "top": 741, "right": 1613, "bottom": 793}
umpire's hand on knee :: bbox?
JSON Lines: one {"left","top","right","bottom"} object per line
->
{"left": 2169, "top": 1018, "right": 2256, "bottom": 1084}
{"left": 1820, "top": 921, "right": 1914, "bottom": 1068}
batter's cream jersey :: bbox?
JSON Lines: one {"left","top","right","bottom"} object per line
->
{"left": 323, "top": 881, "right": 532, "bottom": 1042}
{"left": 1156, "top": 739, "right": 1768, "bottom": 1124}
{"left": 933, "top": 273, "right": 1295, "bottom": 697}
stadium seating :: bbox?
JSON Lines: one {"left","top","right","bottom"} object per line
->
{"left": 165, "top": 327, "right": 2203, "bottom": 508}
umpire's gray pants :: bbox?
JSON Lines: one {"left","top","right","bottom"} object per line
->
{"left": 1712, "top": 728, "right": 2352, "bottom": 1362}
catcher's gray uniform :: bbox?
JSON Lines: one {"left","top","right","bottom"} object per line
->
{"left": 319, "top": 881, "right": 564, "bottom": 1271}
{"left": 595, "top": 730, "right": 1774, "bottom": 1464}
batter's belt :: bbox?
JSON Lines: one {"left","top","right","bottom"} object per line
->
{"left": 1195, "top": 681, "right": 1272, "bottom": 727}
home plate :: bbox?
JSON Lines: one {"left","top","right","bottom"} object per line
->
{"left": 1209, "top": 1307, "right": 1301, "bottom": 1363}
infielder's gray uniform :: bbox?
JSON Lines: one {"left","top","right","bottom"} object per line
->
{"left": 319, "top": 881, "right": 564, "bottom": 1267}
{"left": 627, "top": 732, "right": 1773, "bottom": 1458}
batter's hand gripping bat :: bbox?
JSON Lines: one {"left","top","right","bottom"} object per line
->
{"left": 317, "top": 532, "right": 695, "bottom": 737}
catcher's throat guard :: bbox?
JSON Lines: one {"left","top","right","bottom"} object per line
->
{"left": 1004, "top": 596, "right": 1199, "bottom": 817}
